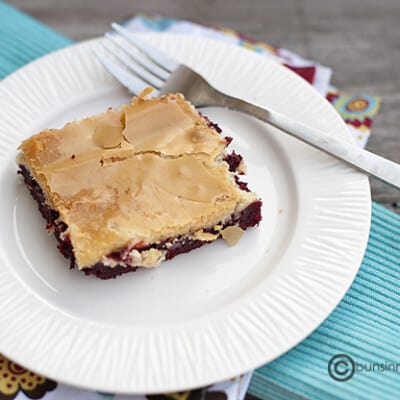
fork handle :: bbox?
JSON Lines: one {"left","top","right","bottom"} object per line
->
{"left": 214, "top": 94, "right": 400, "bottom": 190}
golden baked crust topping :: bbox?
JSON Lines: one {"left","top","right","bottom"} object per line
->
{"left": 19, "top": 91, "right": 256, "bottom": 268}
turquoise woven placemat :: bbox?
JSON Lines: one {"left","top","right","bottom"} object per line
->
{"left": 1, "top": 2, "right": 399, "bottom": 399}
{"left": 249, "top": 202, "right": 400, "bottom": 400}
{"left": 0, "top": 1, "right": 71, "bottom": 79}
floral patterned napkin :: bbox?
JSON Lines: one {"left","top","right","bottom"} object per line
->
{"left": 0, "top": 12, "right": 381, "bottom": 400}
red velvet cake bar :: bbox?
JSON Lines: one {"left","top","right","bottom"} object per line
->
{"left": 17, "top": 90, "right": 262, "bottom": 279}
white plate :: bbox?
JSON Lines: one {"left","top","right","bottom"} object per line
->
{"left": 0, "top": 35, "right": 371, "bottom": 393}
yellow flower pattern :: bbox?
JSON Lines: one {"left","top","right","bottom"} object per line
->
{"left": 0, "top": 355, "right": 56, "bottom": 400}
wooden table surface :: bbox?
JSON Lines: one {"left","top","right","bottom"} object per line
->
{"left": 8, "top": 0, "right": 400, "bottom": 213}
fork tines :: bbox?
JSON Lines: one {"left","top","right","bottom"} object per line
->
{"left": 96, "top": 23, "right": 178, "bottom": 96}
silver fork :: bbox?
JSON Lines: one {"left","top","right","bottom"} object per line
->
{"left": 96, "top": 23, "right": 400, "bottom": 190}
